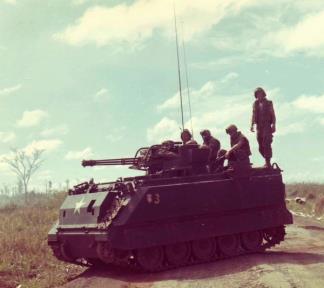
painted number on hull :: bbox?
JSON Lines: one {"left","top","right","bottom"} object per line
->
{"left": 146, "top": 193, "right": 160, "bottom": 205}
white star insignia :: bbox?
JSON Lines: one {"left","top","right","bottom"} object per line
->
{"left": 74, "top": 197, "right": 86, "bottom": 214}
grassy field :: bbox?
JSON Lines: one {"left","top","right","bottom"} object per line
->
{"left": 286, "top": 183, "right": 324, "bottom": 220}
{"left": 0, "top": 184, "right": 323, "bottom": 288}
{"left": 0, "top": 193, "right": 85, "bottom": 288}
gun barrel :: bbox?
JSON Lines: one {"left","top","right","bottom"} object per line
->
{"left": 82, "top": 158, "right": 138, "bottom": 167}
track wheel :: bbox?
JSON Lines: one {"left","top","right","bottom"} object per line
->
{"left": 217, "top": 234, "right": 239, "bottom": 257}
{"left": 241, "top": 231, "right": 263, "bottom": 252}
{"left": 192, "top": 238, "right": 217, "bottom": 261}
{"left": 136, "top": 246, "right": 164, "bottom": 272}
{"left": 165, "top": 242, "right": 191, "bottom": 267}
{"left": 113, "top": 249, "right": 132, "bottom": 266}
{"left": 264, "top": 226, "right": 285, "bottom": 243}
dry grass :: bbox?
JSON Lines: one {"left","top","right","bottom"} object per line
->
{"left": 286, "top": 183, "right": 324, "bottom": 219}
{"left": 0, "top": 193, "right": 85, "bottom": 288}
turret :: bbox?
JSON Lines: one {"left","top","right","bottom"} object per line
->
{"left": 81, "top": 142, "right": 210, "bottom": 177}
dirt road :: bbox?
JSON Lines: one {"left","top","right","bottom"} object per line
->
{"left": 62, "top": 216, "right": 324, "bottom": 288}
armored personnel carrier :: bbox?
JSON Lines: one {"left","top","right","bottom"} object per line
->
{"left": 48, "top": 141, "right": 293, "bottom": 271}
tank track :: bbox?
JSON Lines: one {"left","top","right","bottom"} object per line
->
{"left": 52, "top": 226, "right": 286, "bottom": 272}
{"left": 130, "top": 225, "right": 286, "bottom": 272}
{"left": 50, "top": 243, "right": 74, "bottom": 263}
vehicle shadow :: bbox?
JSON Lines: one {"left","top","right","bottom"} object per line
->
{"left": 71, "top": 250, "right": 324, "bottom": 284}
{"left": 299, "top": 225, "right": 324, "bottom": 232}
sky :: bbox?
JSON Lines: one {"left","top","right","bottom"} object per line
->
{"left": 1, "top": 0, "right": 324, "bottom": 192}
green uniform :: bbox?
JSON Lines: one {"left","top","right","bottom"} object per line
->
{"left": 252, "top": 99, "right": 276, "bottom": 159}
{"left": 229, "top": 131, "right": 251, "bottom": 164}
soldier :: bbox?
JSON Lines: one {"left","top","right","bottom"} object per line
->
{"left": 250, "top": 87, "right": 276, "bottom": 168}
{"left": 181, "top": 129, "right": 197, "bottom": 145}
{"left": 200, "top": 129, "right": 220, "bottom": 171}
{"left": 225, "top": 124, "right": 251, "bottom": 165}
{"left": 214, "top": 149, "right": 227, "bottom": 172}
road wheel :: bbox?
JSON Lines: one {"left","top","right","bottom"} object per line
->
{"left": 264, "top": 226, "right": 285, "bottom": 244}
{"left": 136, "top": 246, "right": 164, "bottom": 272}
{"left": 241, "top": 231, "right": 263, "bottom": 252}
{"left": 165, "top": 242, "right": 191, "bottom": 267}
{"left": 217, "top": 234, "right": 239, "bottom": 257}
{"left": 192, "top": 238, "right": 217, "bottom": 261}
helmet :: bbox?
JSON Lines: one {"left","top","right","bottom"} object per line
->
{"left": 181, "top": 129, "right": 192, "bottom": 138}
{"left": 254, "top": 87, "right": 266, "bottom": 98}
{"left": 200, "top": 129, "right": 211, "bottom": 137}
{"left": 225, "top": 124, "right": 238, "bottom": 134}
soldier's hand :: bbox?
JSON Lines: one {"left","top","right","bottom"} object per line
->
{"left": 271, "top": 125, "right": 276, "bottom": 133}
{"left": 225, "top": 151, "right": 231, "bottom": 159}
{"left": 250, "top": 125, "right": 255, "bottom": 132}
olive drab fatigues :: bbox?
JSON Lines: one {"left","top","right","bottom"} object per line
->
{"left": 202, "top": 136, "right": 220, "bottom": 171}
{"left": 252, "top": 99, "right": 276, "bottom": 159}
{"left": 229, "top": 132, "right": 251, "bottom": 164}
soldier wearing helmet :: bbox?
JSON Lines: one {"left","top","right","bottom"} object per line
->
{"left": 200, "top": 129, "right": 220, "bottom": 171}
{"left": 180, "top": 129, "right": 197, "bottom": 145}
{"left": 250, "top": 87, "right": 276, "bottom": 168}
{"left": 225, "top": 124, "right": 251, "bottom": 165}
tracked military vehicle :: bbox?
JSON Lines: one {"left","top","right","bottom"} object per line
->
{"left": 48, "top": 141, "right": 293, "bottom": 271}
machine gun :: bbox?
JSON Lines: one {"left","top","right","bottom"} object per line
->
{"left": 81, "top": 143, "right": 181, "bottom": 172}
{"left": 82, "top": 158, "right": 139, "bottom": 167}
{"left": 81, "top": 142, "right": 194, "bottom": 175}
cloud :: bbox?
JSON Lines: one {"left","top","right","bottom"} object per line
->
{"left": 54, "top": 0, "right": 260, "bottom": 47}
{"left": 65, "top": 147, "right": 93, "bottom": 160}
{"left": 24, "top": 139, "right": 62, "bottom": 155}
{"left": 268, "top": 9, "right": 324, "bottom": 56}
{"left": 158, "top": 80, "right": 217, "bottom": 111}
{"left": 0, "top": 132, "right": 15, "bottom": 143}
{"left": 94, "top": 88, "right": 109, "bottom": 102}
{"left": 17, "top": 109, "right": 48, "bottom": 127}
{"left": 158, "top": 73, "right": 240, "bottom": 111}
{"left": 191, "top": 57, "right": 241, "bottom": 70}
{"left": 220, "top": 72, "right": 239, "bottom": 83}
{"left": 186, "top": 3, "right": 324, "bottom": 60}
{"left": 40, "top": 125, "right": 69, "bottom": 137}
{"left": 0, "top": 84, "right": 21, "bottom": 96}
{"left": 1, "top": 0, "right": 16, "bottom": 5}
{"left": 293, "top": 94, "right": 324, "bottom": 113}
{"left": 147, "top": 117, "right": 180, "bottom": 143}
{"left": 154, "top": 79, "right": 252, "bottom": 144}
{"left": 276, "top": 123, "right": 305, "bottom": 136}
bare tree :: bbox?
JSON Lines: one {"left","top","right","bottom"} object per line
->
{"left": 3, "top": 148, "right": 44, "bottom": 201}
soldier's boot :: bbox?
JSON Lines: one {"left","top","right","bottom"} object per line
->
{"left": 264, "top": 158, "right": 271, "bottom": 168}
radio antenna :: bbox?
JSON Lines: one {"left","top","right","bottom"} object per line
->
{"left": 173, "top": 4, "right": 184, "bottom": 131}
{"left": 181, "top": 22, "right": 194, "bottom": 137}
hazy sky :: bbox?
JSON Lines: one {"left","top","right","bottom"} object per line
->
{"left": 1, "top": 0, "right": 324, "bottom": 191}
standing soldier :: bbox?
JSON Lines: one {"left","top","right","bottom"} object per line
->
{"left": 250, "top": 87, "right": 276, "bottom": 168}
{"left": 200, "top": 129, "right": 220, "bottom": 171}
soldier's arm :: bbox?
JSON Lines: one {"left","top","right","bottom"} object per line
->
{"left": 227, "top": 137, "right": 245, "bottom": 156}
{"left": 270, "top": 101, "right": 276, "bottom": 125}
{"left": 251, "top": 102, "right": 257, "bottom": 132}
{"left": 270, "top": 101, "right": 276, "bottom": 133}
{"left": 210, "top": 139, "right": 220, "bottom": 152}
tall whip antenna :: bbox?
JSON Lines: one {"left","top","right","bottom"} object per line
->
{"left": 181, "top": 22, "right": 194, "bottom": 137}
{"left": 173, "top": 4, "right": 184, "bottom": 131}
